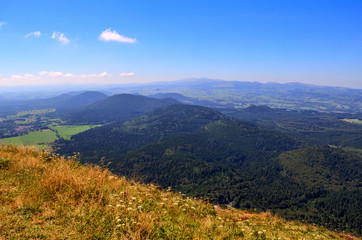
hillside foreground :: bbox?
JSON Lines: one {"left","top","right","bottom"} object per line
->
{"left": 0, "top": 145, "right": 358, "bottom": 239}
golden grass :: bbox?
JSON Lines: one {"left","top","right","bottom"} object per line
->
{"left": 0, "top": 145, "right": 359, "bottom": 239}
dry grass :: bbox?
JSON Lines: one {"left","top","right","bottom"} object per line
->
{"left": 0, "top": 145, "right": 359, "bottom": 239}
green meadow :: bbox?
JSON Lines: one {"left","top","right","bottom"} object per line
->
{"left": 0, "top": 130, "right": 57, "bottom": 149}
{"left": 50, "top": 125, "right": 98, "bottom": 140}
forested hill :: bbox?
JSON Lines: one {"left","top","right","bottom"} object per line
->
{"left": 57, "top": 104, "right": 228, "bottom": 159}
{"left": 56, "top": 103, "right": 362, "bottom": 235}
{"left": 70, "top": 93, "right": 179, "bottom": 124}
{"left": 55, "top": 91, "right": 109, "bottom": 112}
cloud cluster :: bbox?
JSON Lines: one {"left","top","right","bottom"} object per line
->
{"left": 80, "top": 72, "right": 111, "bottom": 78}
{"left": 0, "top": 71, "right": 135, "bottom": 86}
{"left": 99, "top": 28, "right": 136, "bottom": 43}
{"left": 1, "top": 23, "right": 138, "bottom": 85}
{"left": 51, "top": 32, "right": 70, "bottom": 44}
{"left": 2, "top": 22, "right": 137, "bottom": 46}
{"left": 39, "top": 71, "right": 73, "bottom": 77}
{"left": 25, "top": 31, "right": 41, "bottom": 38}
{"left": 10, "top": 73, "right": 34, "bottom": 79}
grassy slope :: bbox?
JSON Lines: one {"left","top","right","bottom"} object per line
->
{"left": 0, "top": 146, "right": 358, "bottom": 240}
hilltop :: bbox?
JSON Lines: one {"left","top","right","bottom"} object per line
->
{"left": 0, "top": 145, "right": 357, "bottom": 239}
{"left": 70, "top": 94, "right": 179, "bottom": 124}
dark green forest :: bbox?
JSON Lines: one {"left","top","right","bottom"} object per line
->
{"left": 56, "top": 103, "right": 362, "bottom": 235}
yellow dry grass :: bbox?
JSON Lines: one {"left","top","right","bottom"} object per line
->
{"left": 0, "top": 145, "right": 359, "bottom": 239}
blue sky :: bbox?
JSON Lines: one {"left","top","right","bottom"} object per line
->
{"left": 0, "top": 0, "right": 361, "bottom": 88}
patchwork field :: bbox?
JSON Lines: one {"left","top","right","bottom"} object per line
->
{"left": 0, "top": 125, "right": 99, "bottom": 149}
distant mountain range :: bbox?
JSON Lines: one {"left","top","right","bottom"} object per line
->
{"left": 148, "top": 92, "right": 224, "bottom": 108}
{"left": 1, "top": 78, "right": 361, "bottom": 112}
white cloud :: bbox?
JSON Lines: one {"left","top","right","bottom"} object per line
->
{"left": 10, "top": 75, "right": 23, "bottom": 79}
{"left": 45, "top": 71, "right": 111, "bottom": 78}
{"left": 85, "top": 72, "right": 111, "bottom": 78}
{"left": 23, "top": 73, "right": 34, "bottom": 77}
{"left": 51, "top": 32, "right": 70, "bottom": 44}
{"left": 38, "top": 71, "right": 49, "bottom": 76}
{"left": 10, "top": 73, "right": 34, "bottom": 79}
{"left": 39, "top": 71, "right": 64, "bottom": 77}
{"left": 0, "top": 71, "right": 134, "bottom": 86}
{"left": 119, "top": 72, "right": 135, "bottom": 76}
{"left": 0, "top": 21, "right": 6, "bottom": 28}
{"left": 99, "top": 28, "right": 136, "bottom": 43}
{"left": 98, "top": 71, "right": 110, "bottom": 77}
{"left": 25, "top": 31, "right": 41, "bottom": 38}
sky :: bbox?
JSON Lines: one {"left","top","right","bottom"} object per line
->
{"left": 0, "top": 0, "right": 361, "bottom": 88}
